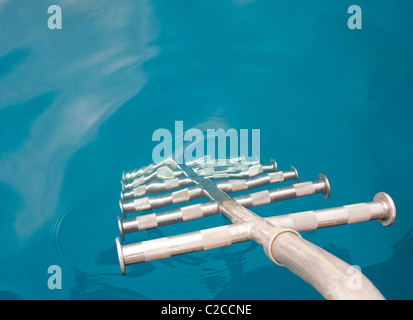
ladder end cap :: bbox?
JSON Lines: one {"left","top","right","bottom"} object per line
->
{"left": 116, "top": 237, "right": 126, "bottom": 275}
{"left": 318, "top": 173, "right": 331, "bottom": 199}
{"left": 375, "top": 192, "right": 396, "bottom": 226}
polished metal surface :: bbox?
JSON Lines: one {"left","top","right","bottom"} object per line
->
{"left": 114, "top": 157, "right": 396, "bottom": 300}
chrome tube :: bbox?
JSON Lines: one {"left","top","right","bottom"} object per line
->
{"left": 119, "top": 185, "right": 204, "bottom": 215}
{"left": 116, "top": 222, "right": 252, "bottom": 273}
{"left": 215, "top": 165, "right": 298, "bottom": 194}
{"left": 268, "top": 192, "right": 396, "bottom": 230}
{"left": 271, "top": 232, "right": 385, "bottom": 300}
{"left": 121, "top": 176, "right": 194, "bottom": 200}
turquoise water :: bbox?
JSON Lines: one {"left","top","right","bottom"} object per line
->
{"left": 0, "top": 0, "right": 412, "bottom": 299}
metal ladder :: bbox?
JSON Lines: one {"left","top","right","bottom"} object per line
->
{"left": 115, "top": 156, "right": 395, "bottom": 299}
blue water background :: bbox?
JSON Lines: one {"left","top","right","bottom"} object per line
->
{"left": 0, "top": 0, "right": 412, "bottom": 299}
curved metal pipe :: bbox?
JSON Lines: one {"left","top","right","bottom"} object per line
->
{"left": 271, "top": 232, "right": 385, "bottom": 300}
